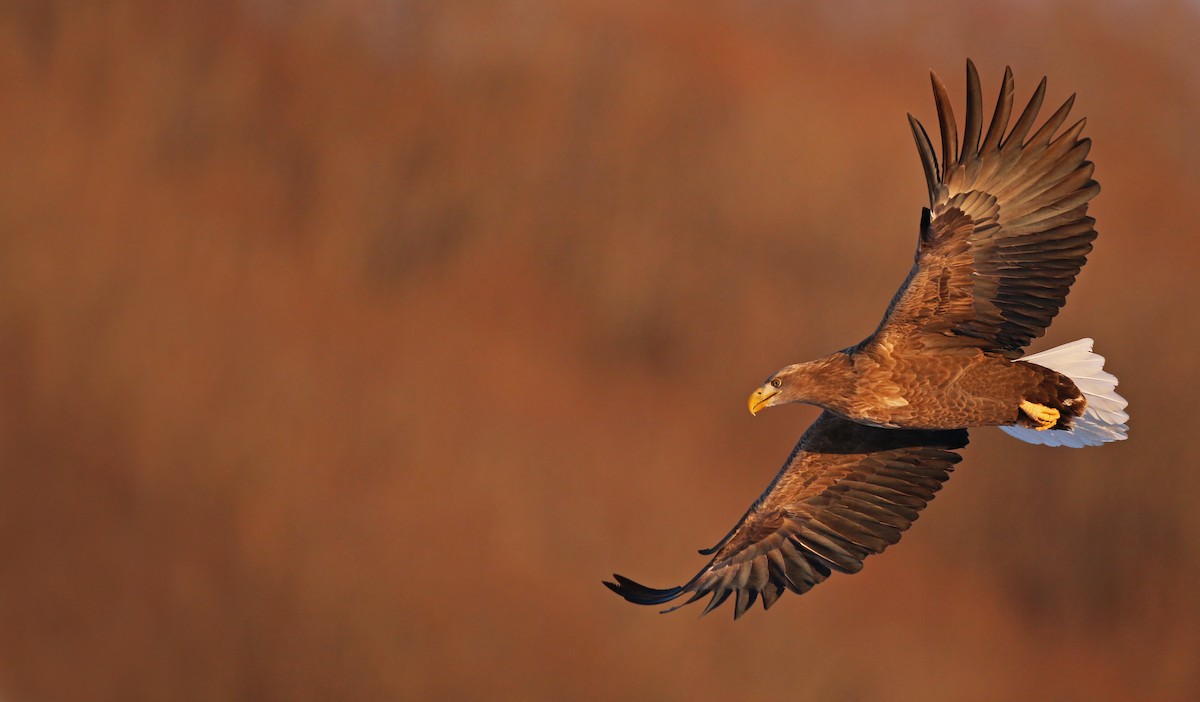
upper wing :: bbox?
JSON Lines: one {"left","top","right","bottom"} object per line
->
{"left": 604, "top": 411, "right": 968, "bottom": 619}
{"left": 875, "top": 60, "right": 1099, "bottom": 357}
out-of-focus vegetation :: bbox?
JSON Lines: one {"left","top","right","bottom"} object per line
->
{"left": 0, "top": 1, "right": 1197, "bottom": 700}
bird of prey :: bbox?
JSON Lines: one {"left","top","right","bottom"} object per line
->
{"left": 605, "top": 61, "right": 1128, "bottom": 619}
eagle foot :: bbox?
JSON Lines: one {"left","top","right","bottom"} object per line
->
{"left": 1019, "top": 400, "right": 1060, "bottom": 431}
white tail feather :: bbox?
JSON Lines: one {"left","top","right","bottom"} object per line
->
{"left": 999, "top": 338, "right": 1129, "bottom": 448}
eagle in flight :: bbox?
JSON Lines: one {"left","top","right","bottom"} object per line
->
{"left": 605, "top": 61, "right": 1128, "bottom": 619}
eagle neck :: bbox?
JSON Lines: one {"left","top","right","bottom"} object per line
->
{"left": 792, "top": 352, "right": 856, "bottom": 407}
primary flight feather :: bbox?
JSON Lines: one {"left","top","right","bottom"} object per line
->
{"left": 605, "top": 60, "right": 1128, "bottom": 620}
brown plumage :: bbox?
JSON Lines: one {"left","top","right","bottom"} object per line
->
{"left": 606, "top": 61, "right": 1128, "bottom": 619}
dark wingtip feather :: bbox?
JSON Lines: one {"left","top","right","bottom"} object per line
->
{"left": 961, "top": 59, "right": 983, "bottom": 163}
{"left": 604, "top": 574, "right": 685, "bottom": 606}
{"left": 701, "top": 588, "right": 734, "bottom": 616}
{"left": 1029, "top": 93, "right": 1076, "bottom": 146}
{"left": 908, "top": 113, "right": 939, "bottom": 206}
{"left": 930, "top": 70, "right": 959, "bottom": 173}
{"left": 1004, "top": 75, "right": 1048, "bottom": 149}
{"left": 981, "top": 66, "right": 1015, "bottom": 153}
{"left": 733, "top": 588, "right": 758, "bottom": 620}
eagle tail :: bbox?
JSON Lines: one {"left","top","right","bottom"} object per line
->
{"left": 1000, "top": 338, "right": 1128, "bottom": 447}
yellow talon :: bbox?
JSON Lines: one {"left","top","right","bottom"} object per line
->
{"left": 1019, "top": 400, "right": 1060, "bottom": 431}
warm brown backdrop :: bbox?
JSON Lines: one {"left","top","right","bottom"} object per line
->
{"left": 0, "top": 1, "right": 1197, "bottom": 700}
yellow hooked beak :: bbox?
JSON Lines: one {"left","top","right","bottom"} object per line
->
{"left": 748, "top": 386, "right": 780, "bottom": 416}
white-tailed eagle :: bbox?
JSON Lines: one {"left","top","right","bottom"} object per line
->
{"left": 606, "top": 61, "right": 1128, "bottom": 619}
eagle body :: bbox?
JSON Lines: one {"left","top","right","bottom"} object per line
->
{"left": 801, "top": 345, "right": 1086, "bottom": 431}
{"left": 606, "top": 61, "right": 1129, "bottom": 619}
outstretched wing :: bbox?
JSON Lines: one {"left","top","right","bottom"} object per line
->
{"left": 604, "top": 412, "right": 968, "bottom": 619}
{"left": 876, "top": 60, "right": 1099, "bottom": 357}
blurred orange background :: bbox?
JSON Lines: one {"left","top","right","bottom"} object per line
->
{"left": 1, "top": 1, "right": 1198, "bottom": 700}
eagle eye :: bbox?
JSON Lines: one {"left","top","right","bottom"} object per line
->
{"left": 770, "top": 378, "right": 782, "bottom": 388}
